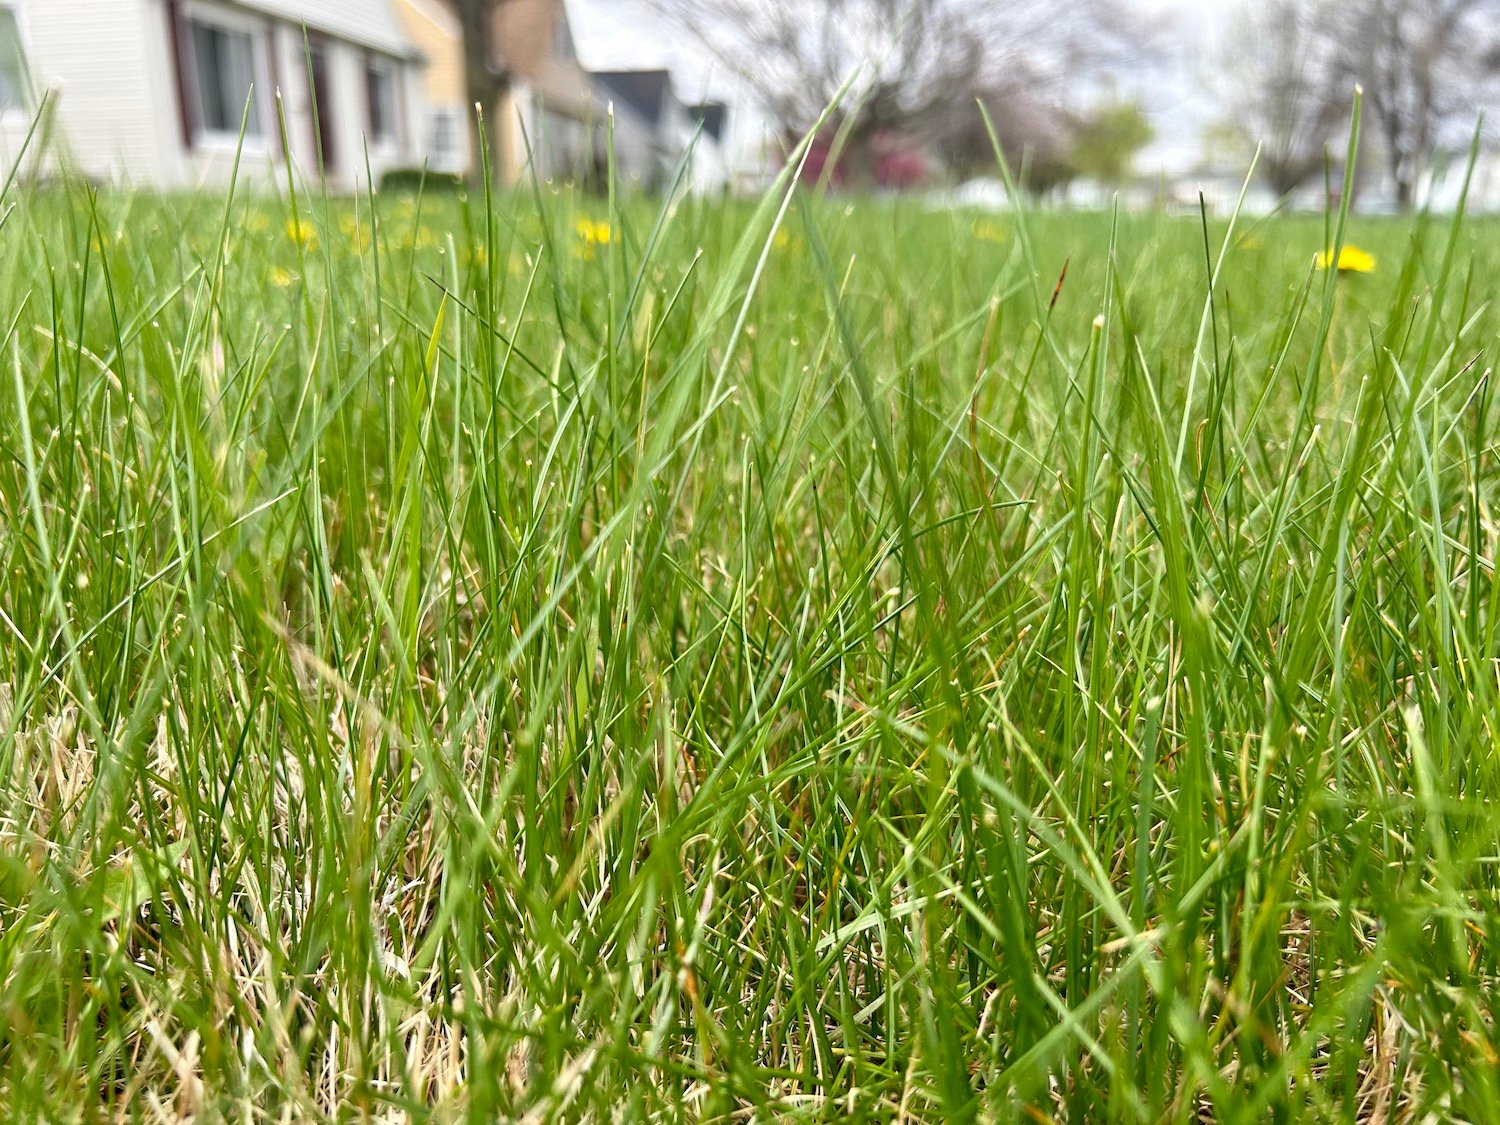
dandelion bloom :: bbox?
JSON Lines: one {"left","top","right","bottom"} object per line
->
{"left": 1314, "top": 245, "right": 1375, "bottom": 273}
{"left": 575, "top": 218, "right": 612, "bottom": 260}
{"left": 575, "top": 218, "right": 612, "bottom": 246}
{"left": 286, "top": 218, "right": 318, "bottom": 249}
{"left": 971, "top": 219, "right": 1008, "bottom": 244}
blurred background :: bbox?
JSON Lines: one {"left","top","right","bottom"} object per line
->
{"left": 0, "top": 0, "right": 1495, "bottom": 214}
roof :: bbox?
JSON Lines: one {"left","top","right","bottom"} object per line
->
{"left": 247, "top": 0, "right": 419, "bottom": 59}
{"left": 591, "top": 69, "right": 673, "bottom": 129}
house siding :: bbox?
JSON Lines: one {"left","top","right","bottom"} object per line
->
{"left": 391, "top": 0, "right": 465, "bottom": 173}
{"left": 233, "top": 0, "right": 413, "bottom": 58}
{"left": 394, "top": 0, "right": 461, "bottom": 105}
{"left": 389, "top": 0, "right": 606, "bottom": 183}
{"left": 10, "top": 0, "right": 166, "bottom": 183}
{"left": 3, "top": 0, "right": 424, "bottom": 191}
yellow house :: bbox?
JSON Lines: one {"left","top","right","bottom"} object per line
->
{"left": 392, "top": 0, "right": 599, "bottom": 185}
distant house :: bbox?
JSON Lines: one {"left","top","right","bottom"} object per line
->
{"left": 683, "top": 100, "right": 731, "bottom": 194}
{"left": 687, "top": 101, "right": 727, "bottom": 146}
{"left": 591, "top": 68, "right": 676, "bottom": 188}
{"left": 391, "top": 0, "right": 467, "bottom": 174}
{"left": 0, "top": 0, "right": 426, "bottom": 190}
{"left": 588, "top": 70, "right": 729, "bottom": 193}
{"left": 392, "top": 0, "right": 600, "bottom": 185}
{"left": 494, "top": 0, "right": 598, "bottom": 183}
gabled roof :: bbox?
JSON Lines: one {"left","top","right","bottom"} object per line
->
{"left": 246, "top": 0, "right": 419, "bottom": 59}
{"left": 591, "top": 69, "right": 674, "bottom": 130}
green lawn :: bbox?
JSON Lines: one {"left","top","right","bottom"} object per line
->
{"left": 2, "top": 163, "right": 1499, "bottom": 1121}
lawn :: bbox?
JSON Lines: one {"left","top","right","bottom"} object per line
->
{"left": 2, "top": 160, "right": 1499, "bottom": 1120}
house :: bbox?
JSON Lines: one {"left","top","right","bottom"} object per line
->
{"left": 589, "top": 68, "right": 683, "bottom": 190}
{"left": 589, "top": 68, "right": 729, "bottom": 193}
{"left": 686, "top": 100, "right": 726, "bottom": 146}
{"left": 392, "top": 0, "right": 601, "bottom": 186}
{"left": 0, "top": 0, "right": 426, "bottom": 191}
{"left": 391, "top": 0, "right": 467, "bottom": 174}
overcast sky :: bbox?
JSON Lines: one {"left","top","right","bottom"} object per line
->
{"left": 565, "top": 0, "right": 1237, "bottom": 174}
{"left": 567, "top": 0, "right": 723, "bottom": 97}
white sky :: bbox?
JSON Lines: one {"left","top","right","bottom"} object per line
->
{"left": 567, "top": 0, "right": 727, "bottom": 99}
{"left": 1121, "top": 0, "right": 1236, "bottom": 175}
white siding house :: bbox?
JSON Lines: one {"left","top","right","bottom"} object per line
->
{"left": 589, "top": 69, "right": 732, "bottom": 194}
{"left": 0, "top": 0, "right": 425, "bottom": 191}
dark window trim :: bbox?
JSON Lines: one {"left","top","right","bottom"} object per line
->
{"left": 305, "top": 31, "right": 336, "bottom": 174}
{"left": 167, "top": 1, "right": 409, "bottom": 160}
{"left": 363, "top": 49, "right": 403, "bottom": 149}
{"left": 165, "top": 0, "right": 196, "bottom": 149}
{"left": 177, "top": 8, "right": 275, "bottom": 147}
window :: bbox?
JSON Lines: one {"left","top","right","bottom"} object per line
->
{"left": 0, "top": 7, "right": 31, "bottom": 113}
{"left": 365, "top": 58, "right": 399, "bottom": 146}
{"left": 428, "top": 107, "right": 463, "bottom": 174}
{"left": 307, "top": 39, "right": 336, "bottom": 170}
{"left": 186, "top": 16, "right": 264, "bottom": 139}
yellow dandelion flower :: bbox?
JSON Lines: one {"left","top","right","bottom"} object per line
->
{"left": 286, "top": 218, "right": 318, "bottom": 249}
{"left": 1314, "top": 245, "right": 1374, "bottom": 273}
{"left": 270, "top": 267, "right": 297, "bottom": 288}
{"left": 971, "top": 219, "right": 1008, "bottom": 244}
{"left": 575, "top": 218, "right": 612, "bottom": 246}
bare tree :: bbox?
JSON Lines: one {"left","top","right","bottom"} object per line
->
{"left": 1217, "top": 0, "right": 1353, "bottom": 197}
{"left": 651, "top": 0, "right": 1136, "bottom": 175}
{"left": 938, "top": 89, "right": 1080, "bottom": 192}
{"left": 1333, "top": 0, "right": 1500, "bottom": 209}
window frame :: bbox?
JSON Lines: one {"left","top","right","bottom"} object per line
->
{"left": 305, "top": 33, "right": 337, "bottom": 173}
{"left": 179, "top": 1, "right": 275, "bottom": 153}
{"left": 364, "top": 52, "right": 402, "bottom": 151}
{"left": 426, "top": 105, "right": 465, "bottom": 174}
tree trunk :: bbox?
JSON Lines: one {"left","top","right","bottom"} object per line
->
{"left": 1389, "top": 144, "right": 1414, "bottom": 211}
{"left": 1395, "top": 173, "right": 1415, "bottom": 211}
{"left": 1268, "top": 165, "right": 1303, "bottom": 198}
{"left": 1373, "top": 91, "right": 1418, "bottom": 213}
